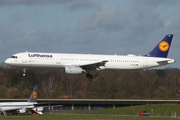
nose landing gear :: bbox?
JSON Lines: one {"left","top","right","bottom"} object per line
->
{"left": 23, "top": 68, "right": 26, "bottom": 76}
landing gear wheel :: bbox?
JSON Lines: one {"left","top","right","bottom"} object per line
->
{"left": 86, "top": 73, "right": 93, "bottom": 79}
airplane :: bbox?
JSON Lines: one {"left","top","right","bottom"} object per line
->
{"left": 0, "top": 85, "right": 52, "bottom": 116}
{"left": 5, "top": 34, "right": 175, "bottom": 79}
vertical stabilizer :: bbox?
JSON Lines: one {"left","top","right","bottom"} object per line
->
{"left": 145, "top": 34, "right": 173, "bottom": 58}
{"left": 28, "top": 85, "right": 38, "bottom": 102}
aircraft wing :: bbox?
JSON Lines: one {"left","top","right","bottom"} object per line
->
{"left": 32, "top": 104, "right": 62, "bottom": 115}
{"left": 33, "top": 103, "right": 62, "bottom": 107}
{"left": 80, "top": 60, "right": 108, "bottom": 71}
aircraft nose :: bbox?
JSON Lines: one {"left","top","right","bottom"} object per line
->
{"left": 5, "top": 58, "right": 11, "bottom": 65}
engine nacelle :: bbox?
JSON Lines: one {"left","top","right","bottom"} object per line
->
{"left": 18, "top": 109, "right": 26, "bottom": 113}
{"left": 65, "top": 66, "right": 85, "bottom": 74}
{"left": 33, "top": 107, "right": 44, "bottom": 112}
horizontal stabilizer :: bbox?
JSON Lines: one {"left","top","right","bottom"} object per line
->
{"left": 157, "top": 59, "right": 175, "bottom": 65}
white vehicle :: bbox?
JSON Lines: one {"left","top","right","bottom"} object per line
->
{"left": 5, "top": 34, "right": 175, "bottom": 79}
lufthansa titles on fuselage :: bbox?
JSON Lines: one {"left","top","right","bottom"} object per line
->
{"left": 28, "top": 54, "right": 53, "bottom": 58}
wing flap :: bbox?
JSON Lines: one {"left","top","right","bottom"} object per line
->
{"left": 63, "top": 60, "right": 108, "bottom": 71}
{"left": 80, "top": 60, "right": 108, "bottom": 71}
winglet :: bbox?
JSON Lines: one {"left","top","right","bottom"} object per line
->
{"left": 28, "top": 85, "right": 38, "bottom": 102}
{"left": 145, "top": 34, "right": 173, "bottom": 58}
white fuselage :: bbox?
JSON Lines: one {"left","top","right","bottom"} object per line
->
{"left": 5, "top": 52, "right": 175, "bottom": 70}
{"left": 0, "top": 102, "right": 36, "bottom": 111}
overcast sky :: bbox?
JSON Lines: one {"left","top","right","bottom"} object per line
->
{"left": 0, "top": 0, "right": 180, "bottom": 68}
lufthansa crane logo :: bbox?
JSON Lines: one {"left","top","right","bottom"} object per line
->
{"left": 159, "top": 41, "right": 169, "bottom": 52}
{"left": 32, "top": 91, "right": 37, "bottom": 99}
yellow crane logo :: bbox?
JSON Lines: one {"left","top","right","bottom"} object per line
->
{"left": 32, "top": 91, "right": 37, "bottom": 99}
{"left": 159, "top": 41, "right": 169, "bottom": 52}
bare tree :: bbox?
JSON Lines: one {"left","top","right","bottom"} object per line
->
{"left": 41, "top": 76, "right": 58, "bottom": 98}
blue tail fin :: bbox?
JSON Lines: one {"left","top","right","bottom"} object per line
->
{"left": 145, "top": 34, "right": 173, "bottom": 58}
{"left": 28, "top": 85, "right": 38, "bottom": 102}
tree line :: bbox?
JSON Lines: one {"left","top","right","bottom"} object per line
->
{"left": 0, "top": 64, "right": 180, "bottom": 99}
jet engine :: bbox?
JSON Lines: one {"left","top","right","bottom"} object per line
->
{"left": 33, "top": 107, "right": 44, "bottom": 112}
{"left": 18, "top": 109, "right": 26, "bottom": 113}
{"left": 65, "top": 66, "right": 85, "bottom": 74}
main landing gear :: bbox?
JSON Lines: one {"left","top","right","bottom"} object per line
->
{"left": 86, "top": 73, "right": 93, "bottom": 79}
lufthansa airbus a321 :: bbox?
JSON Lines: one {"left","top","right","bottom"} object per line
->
{"left": 5, "top": 34, "right": 175, "bottom": 79}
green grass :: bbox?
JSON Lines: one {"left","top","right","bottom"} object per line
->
{"left": 100, "top": 104, "right": 180, "bottom": 116}
{"left": 48, "top": 104, "right": 180, "bottom": 117}
{"left": 2, "top": 104, "right": 180, "bottom": 119}
{"left": 1, "top": 115, "right": 179, "bottom": 120}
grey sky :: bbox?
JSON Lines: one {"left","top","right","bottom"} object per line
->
{"left": 0, "top": 0, "right": 180, "bottom": 68}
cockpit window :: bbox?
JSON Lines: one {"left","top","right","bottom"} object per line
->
{"left": 11, "top": 56, "right": 18, "bottom": 59}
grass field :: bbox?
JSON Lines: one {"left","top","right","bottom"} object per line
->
{"left": 47, "top": 104, "right": 180, "bottom": 117}
{"left": 2, "top": 104, "right": 180, "bottom": 119}
{"left": 1, "top": 115, "right": 179, "bottom": 120}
